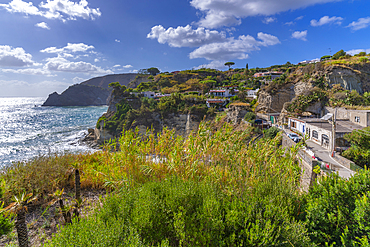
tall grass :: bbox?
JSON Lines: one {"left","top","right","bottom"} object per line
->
{"left": 1, "top": 121, "right": 301, "bottom": 201}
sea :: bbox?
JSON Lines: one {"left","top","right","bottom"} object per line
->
{"left": 0, "top": 97, "right": 108, "bottom": 167}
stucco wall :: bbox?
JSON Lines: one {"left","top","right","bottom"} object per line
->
{"left": 305, "top": 122, "right": 332, "bottom": 149}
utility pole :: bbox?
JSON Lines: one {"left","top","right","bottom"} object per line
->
{"left": 331, "top": 108, "right": 337, "bottom": 157}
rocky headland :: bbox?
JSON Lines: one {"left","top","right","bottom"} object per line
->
{"left": 42, "top": 73, "right": 149, "bottom": 106}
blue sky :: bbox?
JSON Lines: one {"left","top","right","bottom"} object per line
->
{"left": 0, "top": 0, "right": 369, "bottom": 97}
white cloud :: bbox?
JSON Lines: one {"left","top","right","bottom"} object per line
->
{"left": 310, "top": 16, "right": 343, "bottom": 26}
{"left": 40, "top": 43, "right": 94, "bottom": 54}
{"left": 285, "top": 21, "right": 295, "bottom": 26}
{"left": 347, "top": 17, "right": 370, "bottom": 31}
{"left": 73, "top": 76, "right": 85, "bottom": 83}
{"left": 1, "top": 67, "right": 52, "bottom": 75}
{"left": 295, "top": 16, "right": 304, "bottom": 21}
{"left": 190, "top": 0, "right": 341, "bottom": 28}
{"left": 35, "top": 21, "right": 50, "bottom": 29}
{"left": 346, "top": 48, "right": 370, "bottom": 56}
{"left": 113, "top": 64, "right": 121, "bottom": 68}
{"left": 292, "top": 30, "right": 307, "bottom": 41}
{"left": 0, "top": 0, "right": 40, "bottom": 15}
{"left": 43, "top": 56, "right": 113, "bottom": 74}
{"left": 194, "top": 60, "right": 226, "bottom": 70}
{"left": 122, "top": 65, "right": 133, "bottom": 69}
{"left": 0, "top": 79, "right": 70, "bottom": 96}
{"left": 0, "top": 45, "right": 36, "bottom": 67}
{"left": 189, "top": 32, "right": 280, "bottom": 60}
{"left": 263, "top": 17, "right": 276, "bottom": 24}
{"left": 147, "top": 25, "right": 226, "bottom": 47}
{"left": 0, "top": 0, "right": 101, "bottom": 21}
{"left": 115, "top": 39, "right": 120, "bottom": 43}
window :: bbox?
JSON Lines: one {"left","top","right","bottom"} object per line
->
{"left": 355, "top": 116, "right": 360, "bottom": 123}
{"left": 312, "top": 130, "right": 318, "bottom": 139}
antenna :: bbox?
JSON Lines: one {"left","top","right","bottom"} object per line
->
{"left": 328, "top": 48, "right": 332, "bottom": 56}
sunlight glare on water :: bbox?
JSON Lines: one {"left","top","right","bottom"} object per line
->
{"left": 0, "top": 97, "right": 108, "bottom": 167}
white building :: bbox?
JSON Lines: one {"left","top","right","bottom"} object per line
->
{"left": 142, "top": 91, "right": 155, "bottom": 98}
{"left": 247, "top": 89, "right": 259, "bottom": 99}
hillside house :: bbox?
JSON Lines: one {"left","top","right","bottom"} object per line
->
{"left": 142, "top": 91, "right": 155, "bottom": 99}
{"left": 288, "top": 112, "right": 365, "bottom": 150}
{"left": 209, "top": 88, "right": 237, "bottom": 98}
{"left": 246, "top": 89, "right": 259, "bottom": 99}
{"left": 206, "top": 99, "right": 227, "bottom": 108}
{"left": 253, "top": 71, "right": 283, "bottom": 80}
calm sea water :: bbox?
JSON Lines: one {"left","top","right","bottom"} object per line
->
{"left": 0, "top": 97, "right": 108, "bottom": 167}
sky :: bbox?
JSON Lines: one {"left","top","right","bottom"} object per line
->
{"left": 0, "top": 0, "right": 370, "bottom": 97}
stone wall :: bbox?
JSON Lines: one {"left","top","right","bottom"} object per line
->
{"left": 332, "top": 153, "right": 351, "bottom": 170}
{"left": 282, "top": 133, "right": 318, "bottom": 191}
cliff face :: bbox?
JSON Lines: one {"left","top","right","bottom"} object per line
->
{"left": 256, "top": 62, "right": 370, "bottom": 114}
{"left": 43, "top": 84, "right": 111, "bottom": 106}
{"left": 43, "top": 73, "right": 149, "bottom": 106}
{"left": 95, "top": 111, "right": 202, "bottom": 144}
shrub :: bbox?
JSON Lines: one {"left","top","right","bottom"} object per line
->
{"left": 244, "top": 112, "right": 256, "bottom": 122}
{"left": 47, "top": 175, "right": 311, "bottom": 246}
{"left": 359, "top": 57, "right": 369, "bottom": 63}
{"left": 264, "top": 127, "right": 281, "bottom": 139}
{"left": 303, "top": 170, "right": 370, "bottom": 246}
{"left": 0, "top": 203, "right": 13, "bottom": 237}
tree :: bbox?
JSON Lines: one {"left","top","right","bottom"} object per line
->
{"left": 139, "top": 68, "right": 160, "bottom": 76}
{"left": 332, "top": 49, "right": 346, "bottom": 60}
{"left": 3, "top": 193, "right": 37, "bottom": 247}
{"left": 320, "top": 55, "right": 332, "bottom": 61}
{"left": 342, "top": 127, "right": 370, "bottom": 167}
{"left": 224, "top": 62, "right": 235, "bottom": 70}
{"left": 147, "top": 67, "right": 160, "bottom": 76}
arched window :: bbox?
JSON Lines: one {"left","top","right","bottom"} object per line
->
{"left": 312, "top": 130, "right": 318, "bottom": 139}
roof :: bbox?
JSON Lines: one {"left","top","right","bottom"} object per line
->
{"left": 210, "top": 90, "right": 226, "bottom": 93}
{"left": 207, "top": 100, "right": 224, "bottom": 103}
{"left": 306, "top": 120, "right": 364, "bottom": 133}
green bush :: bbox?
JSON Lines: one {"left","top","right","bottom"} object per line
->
{"left": 303, "top": 170, "right": 370, "bottom": 246}
{"left": 264, "top": 127, "right": 281, "bottom": 139}
{"left": 244, "top": 112, "right": 256, "bottom": 122}
{"left": 0, "top": 203, "right": 13, "bottom": 237}
{"left": 47, "top": 176, "right": 310, "bottom": 246}
{"left": 359, "top": 57, "right": 369, "bottom": 63}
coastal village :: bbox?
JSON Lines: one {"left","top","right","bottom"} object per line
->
{"left": 3, "top": 52, "right": 370, "bottom": 246}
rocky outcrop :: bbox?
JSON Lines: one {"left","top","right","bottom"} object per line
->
{"left": 226, "top": 104, "right": 249, "bottom": 125}
{"left": 256, "top": 62, "right": 370, "bottom": 115}
{"left": 43, "top": 84, "right": 110, "bottom": 106}
{"left": 43, "top": 73, "right": 149, "bottom": 106}
{"left": 94, "top": 112, "right": 201, "bottom": 144}
{"left": 256, "top": 83, "right": 296, "bottom": 113}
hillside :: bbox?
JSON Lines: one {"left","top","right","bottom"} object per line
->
{"left": 256, "top": 55, "right": 370, "bottom": 116}
{"left": 42, "top": 73, "right": 149, "bottom": 106}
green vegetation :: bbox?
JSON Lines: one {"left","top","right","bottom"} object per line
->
{"left": 2, "top": 121, "right": 370, "bottom": 245}
{"left": 224, "top": 61, "right": 235, "bottom": 70}
{"left": 332, "top": 49, "right": 347, "bottom": 60}
{"left": 0, "top": 203, "right": 13, "bottom": 237}
{"left": 264, "top": 126, "right": 281, "bottom": 139}
{"left": 304, "top": 171, "right": 370, "bottom": 246}
{"left": 287, "top": 87, "right": 327, "bottom": 114}
{"left": 342, "top": 127, "right": 370, "bottom": 167}
{"left": 244, "top": 111, "right": 256, "bottom": 122}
